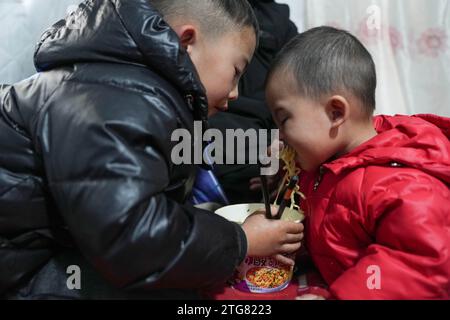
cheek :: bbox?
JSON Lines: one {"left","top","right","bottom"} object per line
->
{"left": 283, "top": 127, "right": 326, "bottom": 170}
{"left": 283, "top": 128, "right": 307, "bottom": 157}
{"left": 193, "top": 48, "right": 237, "bottom": 106}
{"left": 205, "top": 72, "right": 234, "bottom": 105}
{"left": 191, "top": 51, "right": 221, "bottom": 100}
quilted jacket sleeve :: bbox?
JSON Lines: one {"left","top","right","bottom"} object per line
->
{"left": 38, "top": 81, "right": 247, "bottom": 291}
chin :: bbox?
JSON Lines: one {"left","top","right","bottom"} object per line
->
{"left": 295, "top": 155, "right": 308, "bottom": 171}
{"left": 298, "top": 161, "right": 319, "bottom": 173}
{"left": 207, "top": 108, "right": 219, "bottom": 117}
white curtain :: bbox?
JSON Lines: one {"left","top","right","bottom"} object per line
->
{"left": 278, "top": 0, "right": 450, "bottom": 117}
{"left": 0, "top": 0, "right": 82, "bottom": 84}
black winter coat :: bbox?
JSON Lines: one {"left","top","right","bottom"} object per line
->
{"left": 0, "top": 0, "right": 246, "bottom": 298}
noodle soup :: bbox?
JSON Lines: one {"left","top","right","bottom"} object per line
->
{"left": 215, "top": 203, "right": 304, "bottom": 293}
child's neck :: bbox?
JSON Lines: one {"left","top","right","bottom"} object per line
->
{"left": 336, "top": 121, "right": 378, "bottom": 157}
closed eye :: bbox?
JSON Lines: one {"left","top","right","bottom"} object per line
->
{"left": 280, "top": 117, "right": 289, "bottom": 126}
{"left": 275, "top": 108, "right": 290, "bottom": 127}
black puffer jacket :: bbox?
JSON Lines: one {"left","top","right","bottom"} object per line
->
{"left": 0, "top": 0, "right": 246, "bottom": 298}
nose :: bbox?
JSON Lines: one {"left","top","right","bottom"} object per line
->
{"left": 228, "top": 85, "right": 239, "bottom": 101}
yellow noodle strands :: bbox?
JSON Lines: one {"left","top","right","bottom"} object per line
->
{"left": 274, "top": 145, "right": 305, "bottom": 211}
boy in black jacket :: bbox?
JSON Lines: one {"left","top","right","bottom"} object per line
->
{"left": 0, "top": 0, "right": 303, "bottom": 299}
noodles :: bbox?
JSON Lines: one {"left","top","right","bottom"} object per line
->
{"left": 274, "top": 145, "right": 305, "bottom": 211}
{"left": 279, "top": 144, "right": 300, "bottom": 178}
{"left": 246, "top": 267, "right": 290, "bottom": 289}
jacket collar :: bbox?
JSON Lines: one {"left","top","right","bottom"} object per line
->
{"left": 323, "top": 114, "right": 450, "bottom": 185}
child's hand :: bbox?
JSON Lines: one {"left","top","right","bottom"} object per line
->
{"left": 241, "top": 206, "right": 304, "bottom": 266}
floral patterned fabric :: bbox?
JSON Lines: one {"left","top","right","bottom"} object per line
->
{"left": 281, "top": 0, "right": 450, "bottom": 116}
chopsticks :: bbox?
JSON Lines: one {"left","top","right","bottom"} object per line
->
{"left": 260, "top": 174, "right": 273, "bottom": 219}
{"left": 274, "top": 175, "right": 299, "bottom": 220}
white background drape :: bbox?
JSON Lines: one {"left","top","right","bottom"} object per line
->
{"left": 279, "top": 0, "right": 450, "bottom": 116}
{"left": 1, "top": 0, "right": 449, "bottom": 116}
{"left": 0, "top": 0, "right": 81, "bottom": 83}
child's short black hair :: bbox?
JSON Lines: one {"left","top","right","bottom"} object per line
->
{"left": 268, "top": 26, "right": 377, "bottom": 117}
{"left": 151, "top": 0, "right": 259, "bottom": 42}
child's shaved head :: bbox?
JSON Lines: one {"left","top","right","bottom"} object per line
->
{"left": 151, "top": 0, "right": 259, "bottom": 40}
{"left": 267, "top": 26, "right": 377, "bottom": 118}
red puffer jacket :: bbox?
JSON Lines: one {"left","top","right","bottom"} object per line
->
{"left": 301, "top": 114, "right": 450, "bottom": 299}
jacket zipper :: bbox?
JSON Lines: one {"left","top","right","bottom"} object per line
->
{"left": 313, "top": 166, "right": 325, "bottom": 191}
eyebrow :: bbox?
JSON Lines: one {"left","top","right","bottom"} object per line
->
{"left": 274, "top": 104, "right": 292, "bottom": 116}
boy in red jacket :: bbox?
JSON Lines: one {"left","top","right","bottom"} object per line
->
{"left": 265, "top": 26, "right": 450, "bottom": 299}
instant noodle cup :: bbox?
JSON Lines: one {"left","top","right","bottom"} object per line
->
{"left": 215, "top": 203, "right": 304, "bottom": 293}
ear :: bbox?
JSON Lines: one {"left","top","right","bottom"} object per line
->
{"left": 172, "top": 24, "right": 197, "bottom": 51}
{"left": 325, "top": 95, "right": 349, "bottom": 129}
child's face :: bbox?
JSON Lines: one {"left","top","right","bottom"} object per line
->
{"left": 187, "top": 27, "right": 256, "bottom": 116}
{"left": 266, "top": 74, "right": 341, "bottom": 172}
